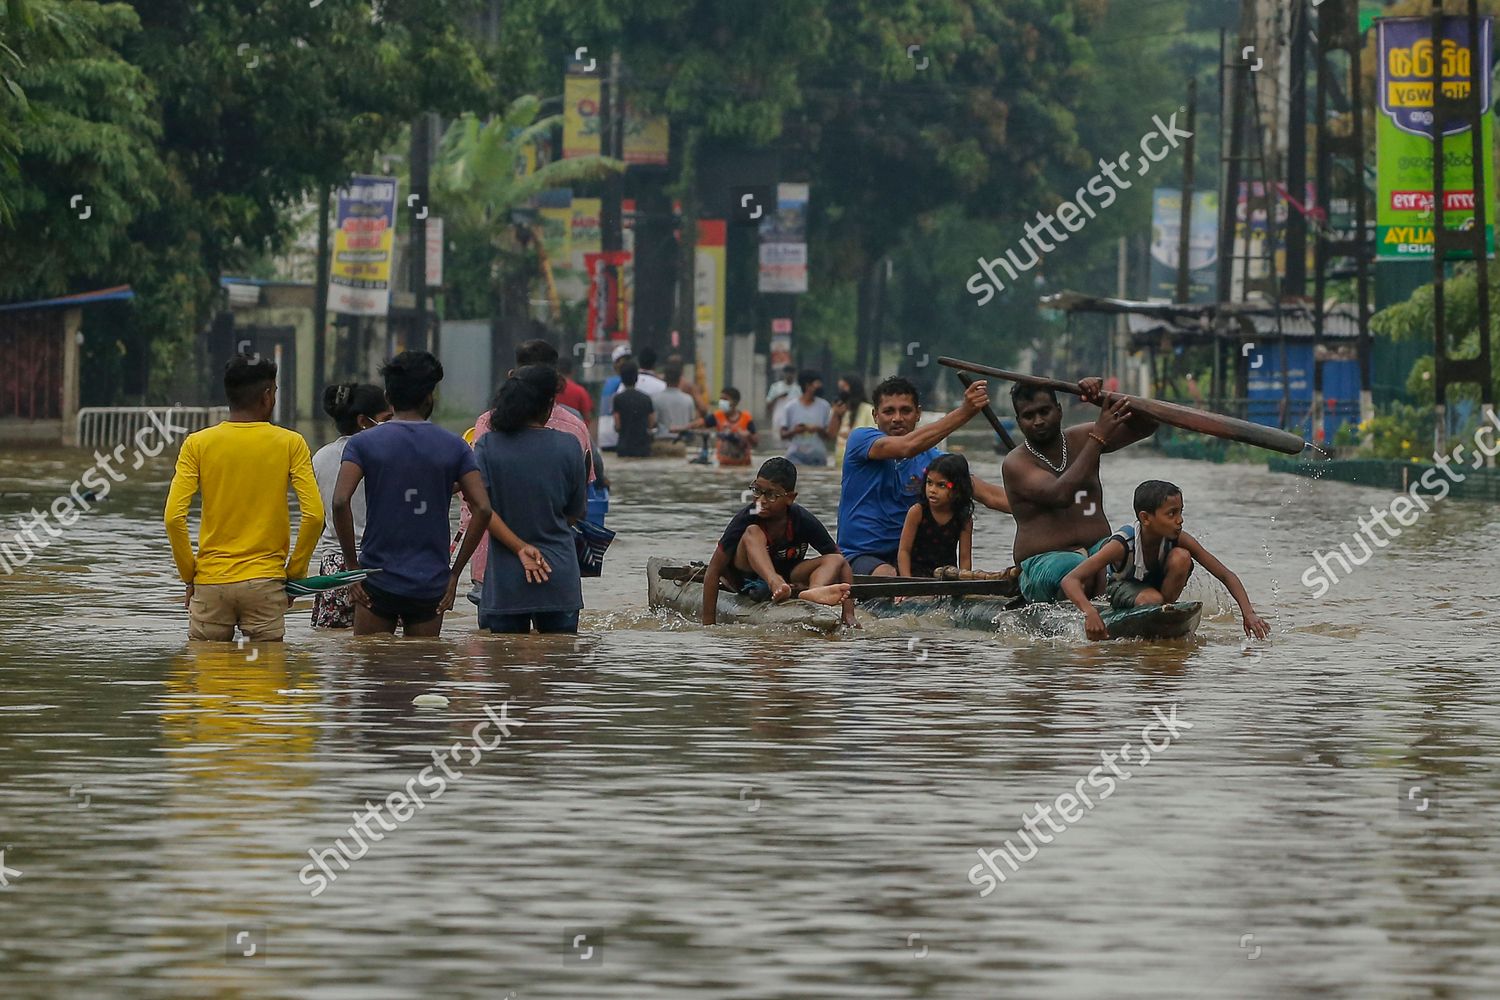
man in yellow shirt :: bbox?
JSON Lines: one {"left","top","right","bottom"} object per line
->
{"left": 164, "top": 355, "right": 324, "bottom": 641}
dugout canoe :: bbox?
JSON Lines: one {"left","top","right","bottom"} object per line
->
{"left": 647, "top": 559, "right": 1203, "bottom": 640}
{"left": 647, "top": 557, "right": 843, "bottom": 628}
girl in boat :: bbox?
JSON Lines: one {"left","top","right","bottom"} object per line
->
{"left": 310, "top": 383, "right": 392, "bottom": 628}
{"left": 897, "top": 453, "right": 975, "bottom": 578}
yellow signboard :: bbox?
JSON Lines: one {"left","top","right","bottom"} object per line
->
{"left": 564, "top": 75, "right": 602, "bottom": 159}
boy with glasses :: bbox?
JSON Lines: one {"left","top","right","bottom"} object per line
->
{"left": 698, "top": 457, "right": 855, "bottom": 626}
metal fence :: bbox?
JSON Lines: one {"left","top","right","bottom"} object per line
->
{"left": 1268, "top": 457, "right": 1500, "bottom": 503}
{"left": 74, "top": 406, "right": 228, "bottom": 449}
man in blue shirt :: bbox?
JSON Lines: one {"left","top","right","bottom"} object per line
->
{"left": 837, "top": 375, "right": 1010, "bottom": 576}
{"left": 333, "top": 351, "right": 493, "bottom": 636}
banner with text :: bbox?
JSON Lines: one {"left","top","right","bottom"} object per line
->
{"left": 1375, "top": 15, "right": 1494, "bottom": 259}
{"left": 694, "top": 220, "right": 727, "bottom": 397}
{"left": 329, "top": 174, "right": 399, "bottom": 316}
{"left": 758, "top": 183, "right": 809, "bottom": 293}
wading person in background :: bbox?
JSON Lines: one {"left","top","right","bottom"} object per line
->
{"left": 635, "top": 346, "right": 669, "bottom": 397}
{"left": 460, "top": 340, "right": 596, "bottom": 605}
{"left": 164, "top": 355, "right": 324, "bottom": 642}
{"left": 1002, "top": 379, "right": 1157, "bottom": 604}
{"left": 332, "top": 351, "right": 494, "bottom": 637}
{"left": 766, "top": 364, "right": 797, "bottom": 430}
{"left": 665, "top": 351, "right": 709, "bottom": 417}
{"left": 674, "top": 386, "right": 757, "bottom": 467}
{"left": 612, "top": 361, "right": 656, "bottom": 458}
{"left": 555, "top": 355, "right": 594, "bottom": 423}
{"left": 474, "top": 365, "right": 587, "bottom": 634}
{"left": 597, "top": 344, "right": 630, "bottom": 451}
{"left": 827, "top": 374, "right": 874, "bottom": 466}
{"left": 837, "top": 375, "right": 1010, "bottom": 577}
{"left": 779, "top": 370, "right": 834, "bottom": 467}
{"left": 310, "top": 383, "right": 392, "bottom": 629}
{"left": 653, "top": 359, "right": 700, "bottom": 446}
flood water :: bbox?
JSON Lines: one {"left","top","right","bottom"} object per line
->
{"left": 1, "top": 434, "right": 1498, "bottom": 999}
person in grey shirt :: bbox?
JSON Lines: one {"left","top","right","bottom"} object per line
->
{"left": 779, "top": 370, "right": 834, "bottom": 466}
{"left": 474, "top": 365, "right": 588, "bottom": 634}
{"left": 654, "top": 359, "right": 700, "bottom": 439}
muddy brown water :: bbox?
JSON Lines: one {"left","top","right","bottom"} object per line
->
{"left": 0, "top": 438, "right": 1497, "bottom": 998}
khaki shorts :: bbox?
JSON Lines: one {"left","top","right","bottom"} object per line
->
{"left": 189, "top": 578, "right": 288, "bottom": 641}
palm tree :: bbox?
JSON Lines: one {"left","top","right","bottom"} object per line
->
{"left": 433, "top": 95, "right": 622, "bottom": 350}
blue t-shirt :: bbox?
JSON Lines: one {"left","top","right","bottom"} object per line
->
{"left": 599, "top": 375, "right": 622, "bottom": 416}
{"left": 836, "top": 427, "right": 941, "bottom": 559}
{"left": 342, "top": 420, "right": 478, "bottom": 599}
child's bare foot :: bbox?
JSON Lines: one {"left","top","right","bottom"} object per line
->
{"left": 798, "top": 583, "right": 850, "bottom": 607}
{"left": 840, "top": 597, "right": 859, "bottom": 628}
{"left": 769, "top": 577, "right": 793, "bottom": 602}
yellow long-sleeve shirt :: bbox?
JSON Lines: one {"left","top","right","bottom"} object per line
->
{"left": 164, "top": 421, "right": 325, "bottom": 585}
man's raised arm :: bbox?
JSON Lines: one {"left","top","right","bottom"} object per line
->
{"left": 1077, "top": 377, "right": 1158, "bottom": 450}
{"left": 972, "top": 475, "right": 1010, "bottom": 513}
{"left": 867, "top": 380, "right": 989, "bottom": 461}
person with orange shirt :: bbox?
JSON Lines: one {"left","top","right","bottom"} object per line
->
{"left": 674, "top": 386, "right": 758, "bottom": 467}
{"left": 164, "top": 356, "right": 324, "bottom": 642}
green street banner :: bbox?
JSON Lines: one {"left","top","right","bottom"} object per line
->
{"left": 1375, "top": 16, "right": 1494, "bottom": 259}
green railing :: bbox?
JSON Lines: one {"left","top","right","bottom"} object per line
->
{"left": 1267, "top": 456, "right": 1500, "bottom": 502}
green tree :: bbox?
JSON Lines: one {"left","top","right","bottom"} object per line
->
{"left": 0, "top": 1, "right": 163, "bottom": 296}
{"left": 1371, "top": 261, "right": 1500, "bottom": 443}
{"left": 433, "top": 95, "right": 623, "bottom": 359}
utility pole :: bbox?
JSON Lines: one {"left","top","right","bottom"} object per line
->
{"left": 1175, "top": 77, "right": 1198, "bottom": 304}
{"left": 601, "top": 51, "right": 624, "bottom": 254}
{"left": 409, "top": 112, "right": 432, "bottom": 352}
{"left": 1216, "top": 28, "right": 1244, "bottom": 412}
{"left": 1429, "top": 0, "right": 1496, "bottom": 457}
{"left": 1284, "top": 0, "right": 1308, "bottom": 298}
{"left": 314, "top": 184, "right": 330, "bottom": 386}
{"left": 1116, "top": 235, "right": 1129, "bottom": 391}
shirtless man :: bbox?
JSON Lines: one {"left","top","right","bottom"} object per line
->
{"left": 1002, "top": 378, "right": 1157, "bottom": 603}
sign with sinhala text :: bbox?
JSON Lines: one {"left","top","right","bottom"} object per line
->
{"left": 329, "top": 174, "right": 398, "bottom": 316}
{"left": 1375, "top": 16, "right": 1494, "bottom": 259}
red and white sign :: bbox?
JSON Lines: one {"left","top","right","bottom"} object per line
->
{"left": 1390, "top": 190, "right": 1475, "bottom": 212}
{"left": 771, "top": 318, "right": 792, "bottom": 334}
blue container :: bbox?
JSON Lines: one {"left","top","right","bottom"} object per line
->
{"left": 573, "top": 519, "right": 616, "bottom": 577}
{"left": 586, "top": 483, "right": 609, "bottom": 527}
